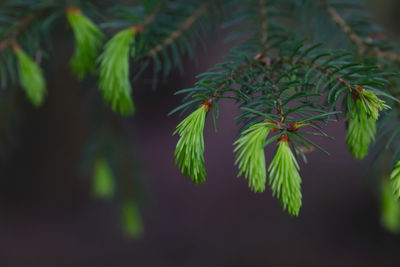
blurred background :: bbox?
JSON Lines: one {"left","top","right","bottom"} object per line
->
{"left": 0, "top": 0, "right": 400, "bottom": 266}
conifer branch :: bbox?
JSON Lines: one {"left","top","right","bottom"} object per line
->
{"left": 322, "top": 2, "right": 400, "bottom": 62}
{"left": 0, "top": 9, "right": 46, "bottom": 55}
{"left": 258, "top": 56, "right": 355, "bottom": 93}
{"left": 324, "top": 4, "right": 366, "bottom": 53}
{"left": 258, "top": 0, "right": 268, "bottom": 55}
{"left": 142, "top": 1, "right": 163, "bottom": 27}
{"left": 146, "top": 2, "right": 209, "bottom": 57}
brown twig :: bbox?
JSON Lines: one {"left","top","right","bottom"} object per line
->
{"left": 0, "top": 10, "right": 45, "bottom": 55}
{"left": 146, "top": 2, "right": 209, "bottom": 57}
{"left": 258, "top": 0, "right": 268, "bottom": 55}
{"left": 262, "top": 56, "right": 358, "bottom": 92}
{"left": 143, "top": 2, "right": 163, "bottom": 27}
{"left": 323, "top": 2, "right": 400, "bottom": 63}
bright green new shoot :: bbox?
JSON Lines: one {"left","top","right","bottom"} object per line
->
{"left": 67, "top": 7, "right": 104, "bottom": 79}
{"left": 173, "top": 104, "right": 209, "bottom": 184}
{"left": 268, "top": 136, "right": 302, "bottom": 216}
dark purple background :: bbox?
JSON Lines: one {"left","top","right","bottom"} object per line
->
{"left": 0, "top": 1, "right": 399, "bottom": 266}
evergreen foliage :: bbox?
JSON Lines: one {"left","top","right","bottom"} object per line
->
{"left": 346, "top": 99, "right": 377, "bottom": 159}
{"left": 382, "top": 179, "right": 400, "bottom": 233}
{"left": 268, "top": 136, "right": 302, "bottom": 216}
{"left": 67, "top": 7, "right": 104, "bottom": 79}
{"left": 234, "top": 121, "right": 274, "bottom": 193}
{"left": 92, "top": 157, "right": 115, "bottom": 199}
{"left": 13, "top": 45, "right": 46, "bottom": 106}
{"left": 391, "top": 161, "right": 400, "bottom": 199}
{"left": 122, "top": 199, "right": 143, "bottom": 238}
{"left": 1, "top": 0, "right": 400, "bottom": 232}
{"left": 173, "top": 103, "right": 209, "bottom": 184}
{"left": 99, "top": 27, "right": 137, "bottom": 115}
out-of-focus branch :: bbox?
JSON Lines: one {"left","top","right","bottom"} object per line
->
{"left": 146, "top": 2, "right": 209, "bottom": 57}
{"left": 0, "top": 10, "right": 45, "bottom": 55}
{"left": 323, "top": 3, "right": 400, "bottom": 63}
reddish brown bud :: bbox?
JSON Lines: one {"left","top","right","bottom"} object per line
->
{"left": 11, "top": 42, "right": 20, "bottom": 53}
{"left": 264, "top": 120, "right": 282, "bottom": 132}
{"left": 278, "top": 135, "right": 289, "bottom": 143}
{"left": 132, "top": 25, "right": 145, "bottom": 32}
{"left": 288, "top": 121, "right": 300, "bottom": 132}
{"left": 199, "top": 98, "right": 213, "bottom": 112}
{"left": 351, "top": 86, "right": 363, "bottom": 100}
{"left": 67, "top": 6, "right": 82, "bottom": 15}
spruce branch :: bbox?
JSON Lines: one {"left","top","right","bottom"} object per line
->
{"left": 321, "top": 1, "right": 400, "bottom": 62}
{"left": 146, "top": 1, "right": 209, "bottom": 57}
{"left": 142, "top": 1, "right": 164, "bottom": 27}
{"left": 258, "top": 0, "right": 268, "bottom": 55}
{"left": 0, "top": 7, "right": 47, "bottom": 55}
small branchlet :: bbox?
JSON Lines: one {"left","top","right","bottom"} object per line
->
{"left": 13, "top": 43, "right": 46, "bottom": 107}
{"left": 173, "top": 102, "right": 211, "bottom": 184}
{"left": 268, "top": 135, "right": 302, "bottom": 216}
{"left": 234, "top": 122, "right": 273, "bottom": 193}
{"left": 346, "top": 99, "right": 376, "bottom": 159}
{"left": 346, "top": 88, "right": 389, "bottom": 159}
{"left": 98, "top": 27, "right": 138, "bottom": 115}
{"left": 92, "top": 157, "right": 115, "bottom": 199}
